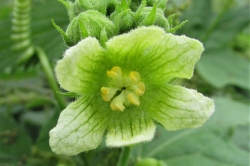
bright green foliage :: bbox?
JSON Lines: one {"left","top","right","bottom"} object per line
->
{"left": 50, "top": 26, "right": 214, "bottom": 156}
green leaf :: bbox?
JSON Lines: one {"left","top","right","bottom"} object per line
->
{"left": 0, "top": 3, "right": 18, "bottom": 71}
{"left": 0, "top": 0, "right": 69, "bottom": 72}
{"left": 204, "top": 4, "right": 250, "bottom": 49}
{"left": 131, "top": 97, "right": 249, "bottom": 166}
{"left": 184, "top": 1, "right": 250, "bottom": 89}
{"left": 0, "top": 111, "right": 32, "bottom": 164}
{"left": 31, "top": 0, "right": 68, "bottom": 58}
{"left": 196, "top": 49, "right": 250, "bottom": 90}
{"left": 179, "top": 0, "right": 213, "bottom": 38}
{"left": 36, "top": 109, "right": 60, "bottom": 152}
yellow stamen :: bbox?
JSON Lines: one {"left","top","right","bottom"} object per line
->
{"left": 128, "top": 93, "right": 140, "bottom": 105}
{"left": 110, "top": 92, "right": 126, "bottom": 111}
{"left": 107, "top": 66, "right": 122, "bottom": 78}
{"left": 126, "top": 82, "right": 145, "bottom": 96}
{"left": 129, "top": 71, "right": 140, "bottom": 83}
{"left": 136, "top": 82, "right": 145, "bottom": 96}
{"left": 101, "top": 66, "right": 145, "bottom": 111}
{"left": 101, "top": 87, "right": 118, "bottom": 102}
{"left": 101, "top": 87, "right": 109, "bottom": 94}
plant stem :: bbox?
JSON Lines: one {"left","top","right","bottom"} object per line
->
{"left": 117, "top": 146, "right": 131, "bottom": 166}
{"left": 36, "top": 47, "right": 66, "bottom": 110}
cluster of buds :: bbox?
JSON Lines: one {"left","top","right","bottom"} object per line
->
{"left": 53, "top": 0, "right": 184, "bottom": 47}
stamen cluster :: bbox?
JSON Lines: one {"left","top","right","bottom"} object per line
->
{"left": 101, "top": 66, "right": 145, "bottom": 111}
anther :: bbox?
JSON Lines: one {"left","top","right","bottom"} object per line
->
{"left": 129, "top": 71, "right": 140, "bottom": 83}
{"left": 110, "top": 92, "right": 126, "bottom": 111}
{"left": 101, "top": 87, "right": 119, "bottom": 102}
{"left": 128, "top": 93, "right": 140, "bottom": 105}
{"left": 107, "top": 66, "right": 122, "bottom": 78}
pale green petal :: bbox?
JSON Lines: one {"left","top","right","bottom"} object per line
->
{"left": 55, "top": 37, "right": 102, "bottom": 94}
{"left": 106, "top": 111, "right": 156, "bottom": 147}
{"left": 104, "top": 26, "right": 204, "bottom": 82}
{"left": 106, "top": 26, "right": 165, "bottom": 57}
{"left": 103, "top": 26, "right": 165, "bottom": 73}
{"left": 49, "top": 96, "right": 108, "bottom": 156}
{"left": 148, "top": 85, "right": 214, "bottom": 130}
{"left": 140, "top": 33, "right": 204, "bottom": 81}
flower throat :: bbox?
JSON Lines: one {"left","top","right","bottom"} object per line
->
{"left": 101, "top": 66, "right": 145, "bottom": 111}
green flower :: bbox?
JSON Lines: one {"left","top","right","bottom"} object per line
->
{"left": 49, "top": 26, "right": 214, "bottom": 156}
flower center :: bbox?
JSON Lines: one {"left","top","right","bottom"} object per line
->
{"left": 101, "top": 66, "right": 145, "bottom": 111}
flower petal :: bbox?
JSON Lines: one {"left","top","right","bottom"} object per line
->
{"left": 55, "top": 37, "right": 102, "bottom": 94}
{"left": 148, "top": 85, "right": 214, "bottom": 130}
{"left": 106, "top": 26, "right": 165, "bottom": 58}
{"left": 104, "top": 26, "right": 165, "bottom": 72}
{"left": 104, "top": 26, "right": 204, "bottom": 82}
{"left": 140, "top": 32, "right": 204, "bottom": 81}
{"left": 106, "top": 110, "right": 156, "bottom": 147}
{"left": 49, "top": 96, "right": 108, "bottom": 156}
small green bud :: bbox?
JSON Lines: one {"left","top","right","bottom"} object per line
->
{"left": 111, "top": 9, "right": 135, "bottom": 33}
{"left": 65, "top": 10, "right": 116, "bottom": 46}
{"left": 135, "top": 6, "right": 170, "bottom": 31}
{"left": 58, "top": 0, "right": 115, "bottom": 20}
{"left": 73, "top": 0, "right": 109, "bottom": 15}
{"left": 147, "top": 0, "right": 168, "bottom": 10}
{"left": 111, "top": 0, "right": 136, "bottom": 33}
{"left": 135, "top": 158, "right": 167, "bottom": 166}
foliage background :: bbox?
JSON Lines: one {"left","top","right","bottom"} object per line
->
{"left": 0, "top": 0, "right": 249, "bottom": 165}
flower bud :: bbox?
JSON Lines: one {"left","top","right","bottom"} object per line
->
{"left": 147, "top": 0, "right": 168, "bottom": 10}
{"left": 111, "top": 9, "right": 136, "bottom": 33}
{"left": 65, "top": 10, "right": 116, "bottom": 46}
{"left": 73, "top": 0, "right": 110, "bottom": 16}
{"left": 135, "top": 6, "right": 170, "bottom": 31}
{"left": 110, "top": 0, "right": 136, "bottom": 33}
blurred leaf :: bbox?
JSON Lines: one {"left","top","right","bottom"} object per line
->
{"left": 35, "top": 109, "right": 60, "bottom": 152}
{"left": 0, "top": 111, "right": 32, "bottom": 164}
{"left": 204, "top": 4, "right": 250, "bottom": 49}
{"left": 179, "top": 1, "right": 250, "bottom": 90}
{"left": 0, "top": 0, "right": 68, "bottom": 72}
{"left": 31, "top": 0, "right": 68, "bottom": 61}
{"left": 196, "top": 49, "right": 250, "bottom": 90}
{"left": 21, "top": 110, "right": 54, "bottom": 127}
{"left": 132, "top": 97, "right": 250, "bottom": 166}
{"left": 180, "top": 0, "right": 213, "bottom": 39}
{"left": 198, "top": 4, "right": 250, "bottom": 90}
{"left": 232, "top": 124, "right": 250, "bottom": 152}
{"left": 0, "top": 2, "right": 18, "bottom": 71}
{"left": 26, "top": 97, "right": 55, "bottom": 110}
